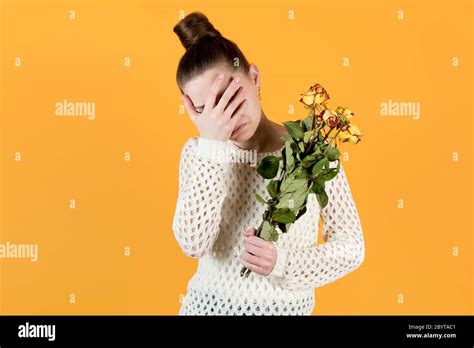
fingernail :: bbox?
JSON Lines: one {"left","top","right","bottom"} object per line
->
{"left": 234, "top": 76, "right": 240, "bottom": 83}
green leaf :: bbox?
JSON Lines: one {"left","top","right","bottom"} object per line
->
{"left": 326, "top": 146, "right": 340, "bottom": 161}
{"left": 280, "top": 176, "right": 306, "bottom": 193}
{"left": 273, "top": 208, "right": 296, "bottom": 224}
{"left": 304, "top": 115, "right": 313, "bottom": 129}
{"left": 321, "top": 169, "right": 338, "bottom": 181}
{"left": 320, "top": 161, "right": 341, "bottom": 181}
{"left": 312, "top": 158, "right": 328, "bottom": 177}
{"left": 311, "top": 176, "right": 325, "bottom": 194}
{"left": 316, "top": 190, "right": 329, "bottom": 208}
{"left": 255, "top": 193, "right": 266, "bottom": 204}
{"left": 323, "top": 157, "right": 330, "bottom": 171}
{"left": 271, "top": 228, "right": 280, "bottom": 241}
{"left": 295, "top": 204, "right": 308, "bottom": 219}
{"left": 267, "top": 180, "right": 279, "bottom": 198}
{"left": 302, "top": 155, "right": 317, "bottom": 168}
{"left": 303, "top": 131, "right": 313, "bottom": 143}
{"left": 257, "top": 156, "right": 280, "bottom": 179}
{"left": 298, "top": 141, "right": 305, "bottom": 153}
{"left": 285, "top": 142, "right": 295, "bottom": 172}
{"left": 292, "top": 165, "right": 308, "bottom": 179}
{"left": 280, "top": 175, "right": 294, "bottom": 192}
{"left": 276, "top": 188, "right": 308, "bottom": 211}
{"left": 313, "top": 144, "right": 322, "bottom": 156}
{"left": 283, "top": 121, "right": 304, "bottom": 140}
{"left": 260, "top": 221, "right": 275, "bottom": 241}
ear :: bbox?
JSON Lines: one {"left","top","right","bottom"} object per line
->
{"left": 248, "top": 63, "right": 260, "bottom": 89}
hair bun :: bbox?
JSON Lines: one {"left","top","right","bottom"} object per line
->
{"left": 173, "top": 11, "right": 222, "bottom": 50}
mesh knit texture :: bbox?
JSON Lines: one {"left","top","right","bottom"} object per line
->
{"left": 172, "top": 136, "right": 365, "bottom": 315}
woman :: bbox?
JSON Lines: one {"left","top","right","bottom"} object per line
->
{"left": 172, "top": 11, "right": 365, "bottom": 315}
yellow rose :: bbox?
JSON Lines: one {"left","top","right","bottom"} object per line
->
{"left": 335, "top": 106, "right": 354, "bottom": 121}
{"left": 299, "top": 83, "right": 330, "bottom": 108}
{"left": 338, "top": 124, "right": 362, "bottom": 144}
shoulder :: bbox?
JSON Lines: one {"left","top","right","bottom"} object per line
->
{"left": 175, "top": 137, "right": 199, "bottom": 169}
{"left": 179, "top": 136, "right": 199, "bottom": 156}
{"left": 183, "top": 136, "right": 199, "bottom": 148}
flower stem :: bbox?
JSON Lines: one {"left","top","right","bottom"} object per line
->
{"left": 322, "top": 128, "right": 343, "bottom": 155}
{"left": 304, "top": 118, "right": 325, "bottom": 156}
{"left": 323, "top": 126, "right": 335, "bottom": 141}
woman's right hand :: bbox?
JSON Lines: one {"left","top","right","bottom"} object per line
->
{"left": 181, "top": 73, "right": 248, "bottom": 141}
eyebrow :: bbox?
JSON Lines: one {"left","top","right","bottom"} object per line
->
{"left": 194, "top": 77, "right": 231, "bottom": 109}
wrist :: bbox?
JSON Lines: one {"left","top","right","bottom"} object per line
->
{"left": 195, "top": 137, "right": 233, "bottom": 163}
{"left": 268, "top": 242, "right": 289, "bottom": 278}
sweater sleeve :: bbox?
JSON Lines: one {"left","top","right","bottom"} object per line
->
{"left": 172, "top": 137, "right": 234, "bottom": 258}
{"left": 268, "top": 162, "right": 365, "bottom": 291}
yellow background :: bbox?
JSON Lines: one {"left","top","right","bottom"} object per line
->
{"left": 0, "top": 0, "right": 472, "bottom": 315}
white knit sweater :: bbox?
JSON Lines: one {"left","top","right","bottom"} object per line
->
{"left": 172, "top": 136, "right": 365, "bottom": 315}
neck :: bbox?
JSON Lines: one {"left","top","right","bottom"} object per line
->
{"left": 232, "top": 110, "right": 285, "bottom": 153}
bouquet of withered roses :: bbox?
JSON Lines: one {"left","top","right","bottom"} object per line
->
{"left": 240, "top": 83, "right": 362, "bottom": 278}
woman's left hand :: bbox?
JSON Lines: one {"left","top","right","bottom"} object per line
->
{"left": 239, "top": 228, "right": 277, "bottom": 276}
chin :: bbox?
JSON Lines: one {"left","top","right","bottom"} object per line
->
{"left": 230, "top": 123, "right": 246, "bottom": 141}
{"left": 231, "top": 127, "right": 253, "bottom": 142}
{"left": 230, "top": 119, "right": 257, "bottom": 142}
{"left": 230, "top": 132, "right": 246, "bottom": 141}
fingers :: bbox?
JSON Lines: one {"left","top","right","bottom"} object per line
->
{"left": 215, "top": 76, "right": 243, "bottom": 115}
{"left": 223, "top": 86, "right": 246, "bottom": 119}
{"left": 240, "top": 250, "right": 272, "bottom": 272}
{"left": 181, "top": 94, "right": 198, "bottom": 122}
{"left": 203, "top": 73, "right": 225, "bottom": 114}
{"left": 240, "top": 227, "right": 277, "bottom": 276}
{"left": 246, "top": 235, "right": 267, "bottom": 248}
{"left": 242, "top": 228, "right": 256, "bottom": 237}
{"left": 241, "top": 228, "right": 270, "bottom": 250}
{"left": 244, "top": 239, "right": 274, "bottom": 262}
{"left": 240, "top": 257, "right": 266, "bottom": 275}
{"left": 228, "top": 98, "right": 247, "bottom": 129}
{"left": 244, "top": 243, "right": 267, "bottom": 258}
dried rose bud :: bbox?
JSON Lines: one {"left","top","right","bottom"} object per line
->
{"left": 335, "top": 106, "right": 354, "bottom": 119}
{"left": 322, "top": 109, "right": 339, "bottom": 128}
{"left": 299, "top": 83, "right": 330, "bottom": 108}
{"left": 338, "top": 124, "right": 362, "bottom": 144}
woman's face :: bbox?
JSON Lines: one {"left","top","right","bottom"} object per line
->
{"left": 181, "top": 62, "right": 261, "bottom": 142}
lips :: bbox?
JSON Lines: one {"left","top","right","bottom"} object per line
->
{"left": 232, "top": 123, "right": 246, "bottom": 136}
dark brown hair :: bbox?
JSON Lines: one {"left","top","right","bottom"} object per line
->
{"left": 173, "top": 11, "right": 251, "bottom": 94}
